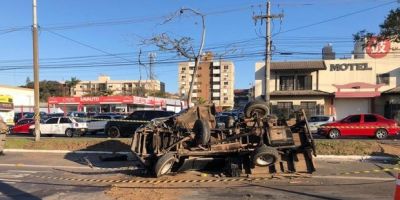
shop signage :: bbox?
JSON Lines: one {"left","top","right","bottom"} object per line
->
{"left": 366, "top": 37, "right": 390, "bottom": 59}
{"left": 330, "top": 63, "right": 371, "bottom": 71}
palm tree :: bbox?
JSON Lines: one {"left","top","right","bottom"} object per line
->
{"left": 65, "top": 77, "right": 80, "bottom": 96}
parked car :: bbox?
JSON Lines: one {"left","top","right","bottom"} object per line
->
{"left": 308, "top": 115, "right": 335, "bottom": 134}
{"left": 104, "top": 110, "right": 175, "bottom": 138}
{"left": 29, "top": 117, "right": 88, "bottom": 137}
{"left": 14, "top": 112, "right": 47, "bottom": 123}
{"left": 319, "top": 114, "right": 400, "bottom": 139}
{"left": 11, "top": 118, "right": 35, "bottom": 134}
{"left": 87, "top": 114, "right": 125, "bottom": 134}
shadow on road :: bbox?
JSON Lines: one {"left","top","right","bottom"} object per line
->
{"left": 63, "top": 139, "right": 137, "bottom": 175}
{"left": 0, "top": 181, "right": 41, "bottom": 200}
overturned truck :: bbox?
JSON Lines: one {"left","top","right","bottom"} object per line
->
{"left": 131, "top": 101, "right": 316, "bottom": 177}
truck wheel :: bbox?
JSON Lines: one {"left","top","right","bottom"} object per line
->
{"left": 251, "top": 145, "right": 279, "bottom": 167}
{"left": 193, "top": 119, "right": 210, "bottom": 146}
{"left": 107, "top": 126, "right": 120, "bottom": 138}
{"left": 375, "top": 128, "right": 388, "bottom": 140}
{"left": 244, "top": 101, "right": 269, "bottom": 118}
{"left": 65, "top": 129, "right": 73, "bottom": 137}
{"left": 154, "top": 153, "right": 176, "bottom": 177}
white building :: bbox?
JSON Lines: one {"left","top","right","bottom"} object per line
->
{"left": 0, "top": 85, "right": 34, "bottom": 111}
{"left": 255, "top": 38, "right": 400, "bottom": 119}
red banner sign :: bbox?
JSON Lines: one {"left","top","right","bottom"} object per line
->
{"left": 366, "top": 37, "right": 390, "bottom": 59}
{"left": 48, "top": 96, "right": 166, "bottom": 106}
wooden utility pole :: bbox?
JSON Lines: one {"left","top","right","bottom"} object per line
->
{"left": 253, "top": 0, "right": 283, "bottom": 112}
{"left": 32, "top": 0, "right": 41, "bottom": 141}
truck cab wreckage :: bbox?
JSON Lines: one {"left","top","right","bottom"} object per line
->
{"left": 131, "top": 101, "right": 316, "bottom": 177}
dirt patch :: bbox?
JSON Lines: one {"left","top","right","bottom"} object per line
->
{"left": 106, "top": 186, "right": 189, "bottom": 200}
{"left": 315, "top": 140, "right": 400, "bottom": 156}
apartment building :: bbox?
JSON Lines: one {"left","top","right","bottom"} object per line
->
{"left": 178, "top": 52, "right": 235, "bottom": 110}
{"left": 72, "top": 75, "right": 165, "bottom": 97}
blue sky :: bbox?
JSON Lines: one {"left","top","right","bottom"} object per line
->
{"left": 0, "top": 0, "right": 397, "bottom": 92}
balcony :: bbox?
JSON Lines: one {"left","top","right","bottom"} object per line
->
{"left": 213, "top": 77, "right": 220, "bottom": 82}
{"left": 213, "top": 69, "right": 220, "bottom": 74}
{"left": 213, "top": 92, "right": 220, "bottom": 97}
{"left": 212, "top": 85, "right": 220, "bottom": 89}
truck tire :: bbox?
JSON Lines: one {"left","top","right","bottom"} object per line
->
{"left": 65, "top": 129, "right": 73, "bottom": 137}
{"left": 244, "top": 101, "right": 269, "bottom": 118}
{"left": 251, "top": 145, "right": 279, "bottom": 167}
{"left": 193, "top": 119, "right": 210, "bottom": 146}
{"left": 107, "top": 126, "right": 120, "bottom": 138}
{"left": 154, "top": 153, "right": 176, "bottom": 177}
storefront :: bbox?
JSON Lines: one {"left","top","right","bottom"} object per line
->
{"left": 48, "top": 96, "right": 184, "bottom": 114}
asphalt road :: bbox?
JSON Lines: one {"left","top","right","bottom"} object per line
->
{"left": 0, "top": 152, "right": 398, "bottom": 200}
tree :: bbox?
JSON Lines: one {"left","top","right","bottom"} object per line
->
{"left": 25, "top": 77, "right": 31, "bottom": 86}
{"left": 65, "top": 77, "right": 80, "bottom": 96}
{"left": 25, "top": 80, "right": 64, "bottom": 102}
{"left": 144, "top": 7, "right": 206, "bottom": 107}
{"left": 354, "top": 8, "right": 400, "bottom": 42}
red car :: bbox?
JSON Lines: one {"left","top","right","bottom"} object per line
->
{"left": 11, "top": 119, "right": 34, "bottom": 134}
{"left": 319, "top": 114, "right": 400, "bottom": 139}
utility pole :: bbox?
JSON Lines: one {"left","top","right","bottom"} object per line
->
{"left": 253, "top": 0, "right": 283, "bottom": 112}
{"left": 32, "top": 0, "right": 41, "bottom": 141}
{"left": 148, "top": 52, "right": 156, "bottom": 95}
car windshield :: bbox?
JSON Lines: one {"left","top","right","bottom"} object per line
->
{"left": 73, "top": 118, "right": 85, "bottom": 122}
{"left": 309, "top": 116, "right": 330, "bottom": 122}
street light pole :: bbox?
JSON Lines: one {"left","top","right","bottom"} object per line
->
{"left": 32, "top": 0, "right": 41, "bottom": 141}
{"left": 181, "top": 8, "right": 206, "bottom": 108}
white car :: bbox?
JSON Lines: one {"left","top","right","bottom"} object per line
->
{"left": 87, "top": 115, "right": 124, "bottom": 134}
{"left": 29, "top": 117, "right": 88, "bottom": 137}
{"left": 308, "top": 115, "right": 335, "bottom": 134}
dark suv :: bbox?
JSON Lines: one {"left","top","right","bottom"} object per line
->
{"left": 104, "top": 110, "right": 175, "bottom": 138}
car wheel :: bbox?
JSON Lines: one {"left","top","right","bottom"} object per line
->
{"left": 328, "top": 129, "right": 340, "bottom": 139}
{"left": 375, "top": 129, "right": 388, "bottom": 140}
{"left": 154, "top": 153, "right": 177, "bottom": 177}
{"left": 65, "top": 129, "right": 73, "bottom": 137}
{"left": 244, "top": 100, "right": 269, "bottom": 118}
{"left": 107, "top": 126, "right": 120, "bottom": 138}
{"left": 251, "top": 145, "right": 279, "bottom": 167}
{"left": 193, "top": 119, "right": 210, "bottom": 146}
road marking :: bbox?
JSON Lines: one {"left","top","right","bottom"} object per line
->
{"left": 313, "top": 175, "right": 395, "bottom": 181}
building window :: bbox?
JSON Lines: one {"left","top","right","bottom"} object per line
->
{"left": 279, "top": 76, "right": 294, "bottom": 91}
{"left": 224, "top": 97, "right": 228, "bottom": 100}
{"left": 181, "top": 67, "right": 186, "bottom": 71}
{"left": 376, "top": 73, "right": 389, "bottom": 85}
{"left": 213, "top": 74, "right": 220, "bottom": 77}
{"left": 211, "top": 97, "right": 220, "bottom": 100}
{"left": 224, "top": 82, "right": 228, "bottom": 85}
{"left": 212, "top": 89, "right": 219, "bottom": 92}
{"left": 296, "top": 75, "right": 312, "bottom": 90}
{"left": 224, "top": 65, "right": 229, "bottom": 69}
{"left": 181, "top": 75, "right": 186, "bottom": 79}
{"left": 277, "top": 102, "right": 293, "bottom": 109}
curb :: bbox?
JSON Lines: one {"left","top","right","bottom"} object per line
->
{"left": 3, "top": 149, "right": 131, "bottom": 155}
{"left": 3, "top": 149, "right": 398, "bottom": 161}
{"left": 314, "top": 155, "right": 398, "bottom": 161}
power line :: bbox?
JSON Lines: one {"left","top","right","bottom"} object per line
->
{"left": 273, "top": 0, "right": 396, "bottom": 36}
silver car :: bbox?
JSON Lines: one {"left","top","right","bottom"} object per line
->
{"left": 308, "top": 115, "right": 335, "bottom": 134}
